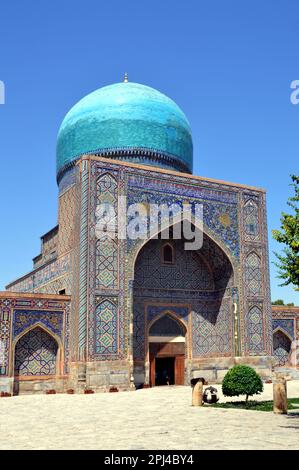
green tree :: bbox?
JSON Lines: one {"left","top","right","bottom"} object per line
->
{"left": 271, "top": 299, "right": 285, "bottom": 305}
{"left": 222, "top": 365, "right": 263, "bottom": 403}
{"left": 272, "top": 175, "right": 299, "bottom": 290}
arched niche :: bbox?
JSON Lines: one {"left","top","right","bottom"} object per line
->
{"left": 13, "top": 325, "right": 61, "bottom": 377}
{"left": 273, "top": 329, "right": 292, "bottom": 367}
{"left": 132, "top": 220, "right": 235, "bottom": 387}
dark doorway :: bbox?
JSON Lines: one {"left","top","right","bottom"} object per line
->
{"left": 155, "top": 357, "right": 175, "bottom": 385}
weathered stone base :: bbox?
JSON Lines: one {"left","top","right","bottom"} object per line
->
{"left": 190, "top": 356, "right": 274, "bottom": 384}
{"left": 0, "top": 376, "right": 69, "bottom": 395}
{"left": 15, "top": 377, "right": 69, "bottom": 395}
{"left": 0, "top": 377, "right": 14, "bottom": 395}
{"left": 134, "top": 356, "right": 274, "bottom": 387}
{"left": 68, "top": 361, "right": 132, "bottom": 392}
{"left": 4, "top": 356, "right": 274, "bottom": 395}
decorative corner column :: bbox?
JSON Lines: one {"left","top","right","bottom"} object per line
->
{"left": 128, "top": 279, "right": 135, "bottom": 390}
{"left": 232, "top": 287, "right": 241, "bottom": 356}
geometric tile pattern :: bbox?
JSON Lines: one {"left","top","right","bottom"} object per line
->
{"left": 58, "top": 165, "right": 77, "bottom": 195}
{"left": 4, "top": 151, "right": 275, "bottom": 375}
{"left": 246, "top": 305, "right": 264, "bottom": 353}
{"left": 13, "top": 310, "right": 63, "bottom": 339}
{"left": 133, "top": 231, "right": 234, "bottom": 360}
{"left": 147, "top": 305, "right": 189, "bottom": 324}
{"left": 149, "top": 314, "right": 184, "bottom": 336}
{"left": 245, "top": 252, "right": 262, "bottom": 296}
{"left": 261, "top": 195, "right": 273, "bottom": 355}
{"left": 82, "top": 159, "right": 271, "bottom": 365}
{"left": 32, "top": 274, "right": 72, "bottom": 295}
{"left": 191, "top": 297, "right": 232, "bottom": 356}
{"left": 0, "top": 308, "right": 10, "bottom": 376}
{"left": 133, "top": 301, "right": 145, "bottom": 361}
{"left": 96, "top": 237, "right": 118, "bottom": 289}
{"left": 78, "top": 160, "right": 90, "bottom": 354}
{"left": 240, "top": 190, "right": 273, "bottom": 357}
{"left": 127, "top": 173, "right": 238, "bottom": 204}
{"left": 0, "top": 296, "right": 69, "bottom": 377}
{"left": 134, "top": 238, "right": 214, "bottom": 291}
{"left": 58, "top": 185, "right": 76, "bottom": 255}
{"left": 86, "top": 163, "right": 125, "bottom": 361}
{"left": 6, "top": 253, "right": 71, "bottom": 293}
{"left": 97, "top": 172, "right": 118, "bottom": 207}
{"left": 95, "top": 173, "right": 118, "bottom": 290}
{"left": 272, "top": 307, "right": 299, "bottom": 367}
{"left": 127, "top": 182, "right": 240, "bottom": 259}
{"left": 243, "top": 199, "right": 260, "bottom": 241}
{"left": 95, "top": 300, "right": 118, "bottom": 355}
{"left": 134, "top": 236, "right": 233, "bottom": 291}
{"left": 14, "top": 327, "right": 58, "bottom": 376}
{"left": 273, "top": 330, "right": 291, "bottom": 366}
{"left": 273, "top": 319, "right": 295, "bottom": 340}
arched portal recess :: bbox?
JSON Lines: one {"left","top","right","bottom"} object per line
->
{"left": 132, "top": 221, "right": 235, "bottom": 387}
{"left": 14, "top": 326, "right": 59, "bottom": 376}
{"left": 148, "top": 313, "right": 186, "bottom": 386}
{"left": 273, "top": 329, "right": 292, "bottom": 367}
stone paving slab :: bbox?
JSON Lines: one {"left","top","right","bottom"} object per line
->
{"left": 0, "top": 382, "right": 299, "bottom": 450}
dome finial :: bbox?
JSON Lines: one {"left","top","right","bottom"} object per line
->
{"left": 124, "top": 72, "right": 128, "bottom": 83}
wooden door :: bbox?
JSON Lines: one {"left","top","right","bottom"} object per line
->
{"left": 175, "top": 355, "right": 185, "bottom": 385}
{"left": 150, "top": 355, "right": 155, "bottom": 387}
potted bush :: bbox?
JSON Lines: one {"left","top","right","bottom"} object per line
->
{"left": 222, "top": 365, "right": 263, "bottom": 403}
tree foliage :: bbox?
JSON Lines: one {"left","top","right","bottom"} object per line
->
{"left": 272, "top": 175, "right": 299, "bottom": 290}
{"left": 271, "top": 299, "right": 285, "bottom": 305}
{"left": 222, "top": 365, "right": 263, "bottom": 402}
{"left": 271, "top": 299, "right": 295, "bottom": 306}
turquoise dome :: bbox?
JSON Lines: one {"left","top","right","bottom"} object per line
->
{"left": 56, "top": 82, "right": 193, "bottom": 179}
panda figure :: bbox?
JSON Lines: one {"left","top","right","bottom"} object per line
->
{"left": 203, "top": 386, "right": 219, "bottom": 404}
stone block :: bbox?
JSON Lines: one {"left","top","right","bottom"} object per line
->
{"left": 215, "top": 369, "right": 229, "bottom": 383}
{"left": 88, "top": 374, "right": 109, "bottom": 387}
{"left": 109, "top": 373, "right": 129, "bottom": 386}
{"left": 191, "top": 369, "right": 216, "bottom": 383}
{"left": 0, "top": 377, "right": 14, "bottom": 394}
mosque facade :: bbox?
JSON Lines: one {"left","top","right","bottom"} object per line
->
{"left": 0, "top": 80, "right": 298, "bottom": 394}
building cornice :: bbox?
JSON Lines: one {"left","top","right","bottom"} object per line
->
{"left": 80, "top": 154, "right": 266, "bottom": 193}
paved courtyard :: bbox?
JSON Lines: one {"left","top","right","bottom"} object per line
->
{"left": 0, "top": 382, "right": 299, "bottom": 450}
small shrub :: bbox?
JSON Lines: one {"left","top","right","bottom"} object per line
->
{"left": 46, "top": 389, "right": 56, "bottom": 395}
{"left": 66, "top": 389, "right": 74, "bottom": 394}
{"left": 84, "top": 389, "right": 94, "bottom": 394}
{"left": 222, "top": 365, "right": 263, "bottom": 403}
{"left": 109, "top": 386, "right": 119, "bottom": 392}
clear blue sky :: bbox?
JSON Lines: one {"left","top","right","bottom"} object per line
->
{"left": 0, "top": 0, "right": 298, "bottom": 303}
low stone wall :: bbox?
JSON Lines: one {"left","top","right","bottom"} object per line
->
{"left": 0, "top": 376, "right": 69, "bottom": 395}
{"left": 1, "top": 355, "right": 274, "bottom": 395}
{"left": 68, "top": 361, "right": 132, "bottom": 392}
{"left": 190, "top": 356, "right": 274, "bottom": 384}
